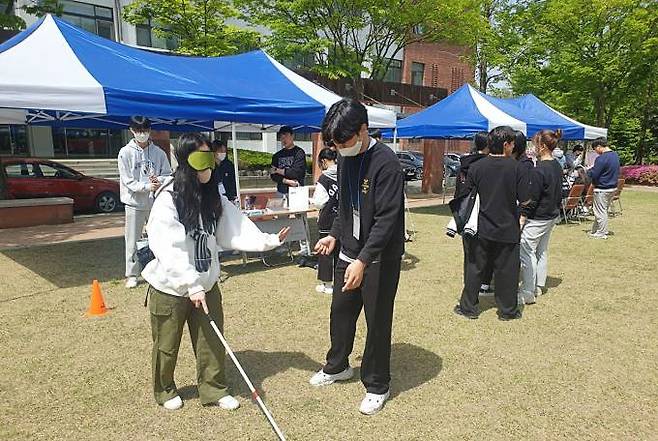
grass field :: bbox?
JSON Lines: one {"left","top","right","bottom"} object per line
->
{"left": 1, "top": 190, "right": 656, "bottom": 441}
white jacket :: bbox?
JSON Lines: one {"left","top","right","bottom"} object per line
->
{"left": 142, "top": 178, "right": 281, "bottom": 297}
{"left": 118, "top": 140, "right": 171, "bottom": 209}
{"left": 446, "top": 193, "right": 480, "bottom": 238}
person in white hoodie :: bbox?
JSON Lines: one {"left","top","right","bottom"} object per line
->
{"left": 142, "top": 133, "right": 289, "bottom": 411}
{"left": 118, "top": 116, "right": 171, "bottom": 289}
{"left": 309, "top": 148, "right": 339, "bottom": 294}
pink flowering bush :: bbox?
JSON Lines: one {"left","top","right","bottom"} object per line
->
{"left": 621, "top": 165, "right": 658, "bottom": 186}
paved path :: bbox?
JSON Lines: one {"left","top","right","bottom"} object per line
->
{"left": 0, "top": 196, "right": 446, "bottom": 250}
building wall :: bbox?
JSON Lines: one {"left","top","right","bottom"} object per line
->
{"left": 402, "top": 41, "right": 473, "bottom": 93}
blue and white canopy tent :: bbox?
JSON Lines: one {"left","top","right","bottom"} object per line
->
{"left": 386, "top": 84, "right": 607, "bottom": 140}
{"left": 0, "top": 14, "right": 396, "bottom": 198}
{"left": 0, "top": 15, "right": 396, "bottom": 131}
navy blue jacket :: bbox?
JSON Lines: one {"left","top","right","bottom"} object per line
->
{"left": 588, "top": 151, "right": 620, "bottom": 189}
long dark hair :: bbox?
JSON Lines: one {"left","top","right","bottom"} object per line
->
{"left": 172, "top": 133, "right": 222, "bottom": 233}
{"left": 512, "top": 130, "right": 527, "bottom": 160}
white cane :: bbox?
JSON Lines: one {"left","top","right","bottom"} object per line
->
{"left": 206, "top": 314, "right": 287, "bottom": 441}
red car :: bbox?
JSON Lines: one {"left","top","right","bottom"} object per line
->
{"left": 2, "top": 157, "right": 120, "bottom": 213}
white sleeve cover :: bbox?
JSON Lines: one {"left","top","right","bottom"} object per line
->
{"left": 309, "top": 182, "right": 330, "bottom": 209}
{"left": 146, "top": 192, "right": 204, "bottom": 296}
{"left": 217, "top": 196, "right": 282, "bottom": 252}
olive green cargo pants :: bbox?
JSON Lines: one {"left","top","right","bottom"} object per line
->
{"left": 149, "top": 284, "right": 229, "bottom": 405}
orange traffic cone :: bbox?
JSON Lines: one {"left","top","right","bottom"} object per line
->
{"left": 86, "top": 279, "right": 108, "bottom": 317}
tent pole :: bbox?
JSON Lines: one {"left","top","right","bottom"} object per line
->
{"left": 231, "top": 123, "right": 241, "bottom": 208}
{"left": 393, "top": 128, "right": 398, "bottom": 152}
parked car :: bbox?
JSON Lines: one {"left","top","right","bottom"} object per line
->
{"left": 444, "top": 152, "right": 462, "bottom": 177}
{"left": 2, "top": 157, "right": 121, "bottom": 213}
{"left": 396, "top": 151, "right": 424, "bottom": 181}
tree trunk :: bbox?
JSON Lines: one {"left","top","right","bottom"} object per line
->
{"left": 635, "top": 81, "right": 654, "bottom": 164}
{"left": 351, "top": 76, "right": 365, "bottom": 100}
{"left": 478, "top": 51, "right": 488, "bottom": 93}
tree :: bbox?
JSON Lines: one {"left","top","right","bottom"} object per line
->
{"left": 498, "top": 0, "right": 658, "bottom": 163}
{"left": 1, "top": 0, "right": 63, "bottom": 31}
{"left": 236, "top": 0, "right": 479, "bottom": 97}
{"left": 123, "top": 0, "right": 261, "bottom": 57}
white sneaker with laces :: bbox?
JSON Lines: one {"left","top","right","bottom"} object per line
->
{"left": 163, "top": 395, "right": 183, "bottom": 410}
{"left": 125, "top": 277, "right": 138, "bottom": 289}
{"left": 359, "top": 390, "right": 390, "bottom": 415}
{"left": 309, "top": 366, "right": 354, "bottom": 387}
{"left": 315, "top": 283, "right": 326, "bottom": 293}
{"left": 217, "top": 395, "right": 240, "bottom": 410}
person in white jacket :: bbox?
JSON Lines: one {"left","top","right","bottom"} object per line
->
{"left": 142, "top": 133, "right": 289, "bottom": 411}
{"left": 118, "top": 116, "right": 171, "bottom": 289}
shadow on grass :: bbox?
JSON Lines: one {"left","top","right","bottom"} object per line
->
{"left": 409, "top": 205, "right": 452, "bottom": 217}
{"left": 224, "top": 350, "right": 319, "bottom": 400}
{"left": 401, "top": 252, "right": 420, "bottom": 272}
{"left": 545, "top": 276, "right": 562, "bottom": 289}
{"left": 390, "top": 343, "right": 442, "bottom": 399}
{"left": 0, "top": 237, "right": 124, "bottom": 288}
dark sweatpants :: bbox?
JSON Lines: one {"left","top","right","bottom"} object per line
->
{"left": 459, "top": 236, "right": 520, "bottom": 317}
{"left": 323, "top": 258, "right": 401, "bottom": 394}
{"left": 462, "top": 236, "right": 493, "bottom": 286}
{"left": 317, "top": 232, "right": 338, "bottom": 283}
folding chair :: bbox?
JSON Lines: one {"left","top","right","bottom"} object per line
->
{"left": 561, "top": 184, "right": 585, "bottom": 224}
{"left": 579, "top": 184, "right": 595, "bottom": 221}
{"left": 609, "top": 178, "right": 625, "bottom": 216}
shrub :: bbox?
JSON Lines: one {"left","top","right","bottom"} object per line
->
{"left": 227, "top": 148, "right": 312, "bottom": 173}
{"left": 621, "top": 165, "right": 658, "bottom": 186}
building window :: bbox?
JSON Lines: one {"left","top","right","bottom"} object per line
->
{"left": 236, "top": 132, "right": 263, "bottom": 141}
{"left": 60, "top": 0, "right": 115, "bottom": 40}
{"left": 52, "top": 127, "right": 124, "bottom": 158}
{"left": 411, "top": 62, "right": 425, "bottom": 86}
{"left": 383, "top": 59, "right": 402, "bottom": 83}
{"left": 0, "top": 125, "right": 28, "bottom": 156}
{"left": 136, "top": 19, "right": 179, "bottom": 51}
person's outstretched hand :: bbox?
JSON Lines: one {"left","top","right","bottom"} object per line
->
{"left": 314, "top": 235, "right": 336, "bottom": 256}
{"left": 278, "top": 227, "right": 291, "bottom": 243}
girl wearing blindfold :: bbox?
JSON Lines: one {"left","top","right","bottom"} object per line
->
{"left": 141, "top": 133, "right": 290, "bottom": 411}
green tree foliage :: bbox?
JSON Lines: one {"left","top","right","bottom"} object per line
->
{"left": 1, "top": 0, "right": 63, "bottom": 31}
{"left": 123, "top": 0, "right": 261, "bottom": 56}
{"left": 497, "top": 0, "right": 658, "bottom": 164}
{"left": 236, "top": 0, "right": 479, "bottom": 96}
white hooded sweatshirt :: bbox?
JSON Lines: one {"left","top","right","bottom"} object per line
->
{"left": 117, "top": 139, "right": 171, "bottom": 209}
{"left": 142, "top": 177, "right": 281, "bottom": 296}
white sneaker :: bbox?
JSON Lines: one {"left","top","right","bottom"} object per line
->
{"left": 309, "top": 366, "right": 354, "bottom": 387}
{"left": 217, "top": 395, "right": 240, "bottom": 410}
{"left": 163, "top": 395, "right": 183, "bottom": 410}
{"left": 323, "top": 285, "right": 334, "bottom": 295}
{"left": 520, "top": 294, "right": 536, "bottom": 305}
{"left": 125, "top": 277, "right": 138, "bottom": 289}
{"left": 535, "top": 287, "right": 544, "bottom": 297}
{"left": 359, "top": 390, "right": 390, "bottom": 415}
{"left": 316, "top": 283, "right": 326, "bottom": 293}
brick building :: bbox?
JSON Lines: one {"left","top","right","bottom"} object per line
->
{"left": 400, "top": 41, "right": 474, "bottom": 193}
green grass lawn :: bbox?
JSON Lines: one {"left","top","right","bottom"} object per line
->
{"left": 1, "top": 190, "right": 656, "bottom": 441}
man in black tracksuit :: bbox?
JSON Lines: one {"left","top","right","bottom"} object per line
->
{"left": 270, "top": 126, "right": 307, "bottom": 196}
{"left": 455, "top": 132, "right": 493, "bottom": 292}
{"left": 455, "top": 126, "right": 529, "bottom": 321}
{"left": 310, "top": 99, "right": 405, "bottom": 415}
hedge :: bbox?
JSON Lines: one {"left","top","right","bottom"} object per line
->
{"left": 620, "top": 165, "right": 658, "bottom": 186}
{"left": 227, "top": 148, "right": 312, "bottom": 173}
